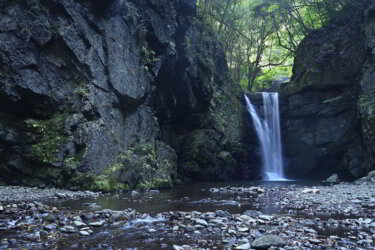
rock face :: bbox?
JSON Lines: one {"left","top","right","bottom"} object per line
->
{"left": 281, "top": 2, "right": 375, "bottom": 180}
{"left": 0, "top": 0, "right": 252, "bottom": 189}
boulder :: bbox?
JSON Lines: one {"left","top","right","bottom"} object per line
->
{"left": 326, "top": 174, "right": 340, "bottom": 183}
{"left": 251, "top": 235, "right": 286, "bottom": 249}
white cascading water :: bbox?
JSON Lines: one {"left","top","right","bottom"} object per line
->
{"left": 245, "top": 93, "right": 286, "bottom": 181}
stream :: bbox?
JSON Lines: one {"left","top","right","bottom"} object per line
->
{"left": 1, "top": 181, "right": 375, "bottom": 249}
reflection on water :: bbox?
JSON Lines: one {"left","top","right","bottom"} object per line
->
{"left": 48, "top": 181, "right": 324, "bottom": 215}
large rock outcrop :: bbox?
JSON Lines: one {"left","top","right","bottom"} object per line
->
{"left": 281, "top": 2, "right": 375, "bottom": 180}
{"left": 0, "top": 0, "right": 252, "bottom": 189}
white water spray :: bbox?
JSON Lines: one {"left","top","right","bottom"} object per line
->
{"left": 245, "top": 93, "right": 286, "bottom": 181}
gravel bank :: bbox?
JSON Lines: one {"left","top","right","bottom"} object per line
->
{"left": 0, "top": 185, "right": 99, "bottom": 203}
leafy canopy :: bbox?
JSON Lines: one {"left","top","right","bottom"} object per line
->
{"left": 197, "top": 0, "right": 364, "bottom": 91}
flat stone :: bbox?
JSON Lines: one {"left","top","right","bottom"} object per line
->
{"left": 239, "top": 215, "right": 255, "bottom": 223}
{"left": 195, "top": 219, "right": 208, "bottom": 226}
{"left": 72, "top": 216, "right": 82, "bottom": 221}
{"left": 215, "top": 210, "right": 230, "bottom": 217}
{"left": 173, "top": 245, "right": 191, "bottom": 250}
{"left": 251, "top": 235, "right": 286, "bottom": 249}
{"left": 60, "top": 226, "right": 76, "bottom": 233}
{"left": 44, "top": 224, "right": 58, "bottom": 231}
{"left": 44, "top": 214, "right": 56, "bottom": 222}
{"left": 73, "top": 221, "right": 87, "bottom": 228}
{"left": 258, "top": 215, "right": 273, "bottom": 221}
{"left": 309, "top": 238, "right": 321, "bottom": 244}
{"left": 235, "top": 243, "right": 251, "bottom": 249}
{"left": 55, "top": 192, "right": 67, "bottom": 199}
{"left": 79, "top": 231, "right": 90, "bottom": 236}
{"left": 88, "top": 220, "right": 106, "bottom": 227}
{"left": 326, "top": 174, "right": 340, "bottom": 183}
{"left": 301, "top": 188, "right": 320, "bottom": 194}
{"left": 39, "top": 230, "right": 48, "bottom": 239}
{"left": 238, "top": 227, "right": 249, "bottom": 232}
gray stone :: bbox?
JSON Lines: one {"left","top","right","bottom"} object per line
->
{"left": 215, "top": 210, "right": 230, "bottom": 217}
{"left": 194, "top": 219, "right": 208, "bottom": 226}
{"left": 73, "top": 221, "right": 87, "bottom": 228}
{"left": 88, "top": 220, "right": 106, "bottom": 227}
{"left": 39, "top": 230, "right": 48, "bottom": 239}
{"left": 60, "top": 226, "right": 76, "bottom": 234}
{"left": 235, "top": 243, "right": 251, "bottom": 249}
{"left": 251, "top": 235, "right": 286, "bottom": 249}
{"left": 79, "top": 231, "right": 90, "bottom": 236}
{"left": 326, "top": 174, "right": 340, "bottom": 183}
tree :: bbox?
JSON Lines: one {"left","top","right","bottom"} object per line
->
{"left": 197, "top": 0, "right": 365, "bottom": 91}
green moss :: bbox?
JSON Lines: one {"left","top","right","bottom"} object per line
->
{"left": 25, "top": 112, "right": 70, "bottom": 164}
{"left": 135, "top": 178, "right": 172, "bottom": 190}
{"left": 69, "top": 173, "right": 129, "bottom": 192}
{"left": 74, "top": 86, "right": 89, "bottom": 97}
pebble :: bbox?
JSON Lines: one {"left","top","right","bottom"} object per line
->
{"left": 60, "top": 226, "right": 76, "bottom": 233}
{"left": 39, "top": 230, "right": 48, "bottom": 239}
{"left": 309, "top": 238, "right": 321, "bottom": 244}
{"left": 195, "top": 218, "right": 208, "bottom": 226}
{"left": 235, "top": 243, "right": 251, "bottom": 249}
{"left": 301, "top": 188, "right": 320, "bottom": 194}
{"left": 73, "top": 221, "right": 87, "bottom": 228}
{"left": 79, "top": 231, "right": 90, "bottom": 236}
{"left": 89, "top": 220, "right": 106, "bottom": 227}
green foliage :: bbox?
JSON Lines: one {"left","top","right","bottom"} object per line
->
{"left": 25, "top": 113, "right": 69, "bottom": 164}
{"left": 197, "top": 0, "right": 364, "bottom": 91}
{"left": 100, "top": 144, "right": 172, "bottom": 190}
{"left": 74, "top": 86, "right": 89, "bottom": 97}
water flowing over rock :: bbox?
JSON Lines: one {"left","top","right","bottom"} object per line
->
{"left": 0, "top": 0, "right": 252, "bottom": 188}
{"left": 245, "top": 93, "right": 285, "bottom": 180}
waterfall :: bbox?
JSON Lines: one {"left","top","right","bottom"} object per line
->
{"left": 245, "top": 93, "right": 286, "bottom": 181}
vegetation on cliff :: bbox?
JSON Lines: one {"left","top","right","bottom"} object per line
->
{"left": 197, "top": 0, "right": 367, "bottom": 91}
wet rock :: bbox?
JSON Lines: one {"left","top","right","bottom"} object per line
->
{"left": 55, "top": 192, "right": 67, "bottom": 199}
{"left": 44, "top": 214, "right": 56, "bottom": 222}
{"left": 89, "top": 220, "right": 106, "bottom": 227}
{"left": 301, "top": 188, "right": 320, "bottom": 194}
{"left": 173, "top": 245, "right": 191, "bottom": 250}
{"left": 186, "top": 225, "right": 194, "bottom": 232}
{"left": 195, "top": 219, "right": 208, "bottom": 226}
{"left": 72, "top": 216, "right": 82, "bottom": 221}
{"left": 73, "top": 221, "right": 87, "bottom": 228}
{"left": 326, "top": 174, "right": 340, "bottom": 183}
{"left": 0, "top": 205, "right": 3, "bottom": 212}
{"left": 308, "top": 238, "right": 321, "bottom": 244}
{"left": 215, "top": 210, "right": 230, "bottom": 217}
{"left": 235, "top": 243, "right": 251, "bottom": 249}
{"left": 83, "top": 203, "right": 102, "bottom": 210}
{"left": 79, "top": 231, "right": 90, "bottom": 236}
{"left": 251, "top": 235, "right": 286, "bottom": 249}
{"left": 39, "top": 230, "right": 48, "bottom": 239}
{"left": 60, "top": 226, "right": 76, "bottom": 233}
{"left": 44, "top": 224, "right": 58, "bottom": 231}
{"left": 258, "top": 215, "right": 273, "bottom": 221}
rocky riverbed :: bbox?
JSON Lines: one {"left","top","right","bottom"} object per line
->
{"left": 2, "top": 181, "right": 375, "bottom": 249}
